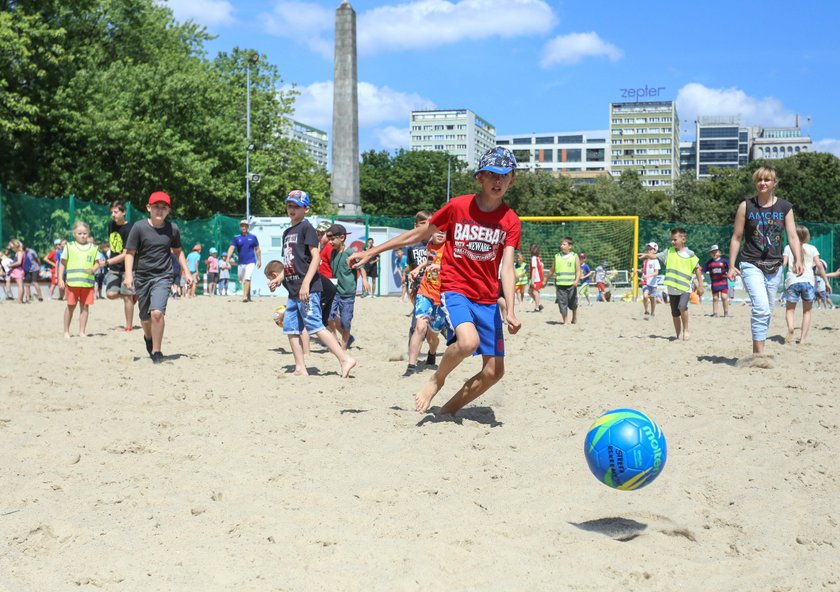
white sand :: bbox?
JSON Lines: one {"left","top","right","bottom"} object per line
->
{"left": 1, "top": 295, "right": 838, "bottom": 590}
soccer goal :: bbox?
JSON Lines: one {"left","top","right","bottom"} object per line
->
{"left": 519, "top": 216, "right": 640, "bottom": 298}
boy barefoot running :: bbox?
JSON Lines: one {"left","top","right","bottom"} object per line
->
{"left": 350, "top": 147, "right": 521, "bottom": 415}
{"left": 267, "top": 190, "right": 356, "bottom": 378}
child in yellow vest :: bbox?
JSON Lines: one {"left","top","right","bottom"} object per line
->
{"left": 546, "top": 236, "right": 581, "bottom": 325}
{"left": 58, "top": 221, "right": 104, "bottom": 337}
{"left": 639, "top": 227, "right": 704, "bottom": 340}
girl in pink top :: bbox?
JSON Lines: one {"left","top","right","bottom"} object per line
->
{"left": 205, "top": 248, "right": 220, "bottom": 296}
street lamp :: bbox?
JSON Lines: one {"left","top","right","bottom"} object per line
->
{"left": 245, "top": 52, "right": 259, "bottom": 221}
{"left": 446, "top": 156, "right": 451, "bottom": 201}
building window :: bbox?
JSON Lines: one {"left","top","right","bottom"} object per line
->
{"left": 557, "top": 135, "right": 584, "bottom": 143}
{"left": 536, "top": 136, "right": 553, "bottom": 144}
{"left": 513, "top": 137, "right": 532, "bottom": 145}
{"left": 586, "top": 148, "right": 605, "bottom": 162}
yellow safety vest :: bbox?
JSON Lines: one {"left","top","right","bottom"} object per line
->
{"left": 65, "top": 242, "right": 97, "bottom": 288}
{"left": 554, "top": 252, "right": 577, "bottom": 286}
{"left": 662, "top": 248, "right": 699, "bottom": 293}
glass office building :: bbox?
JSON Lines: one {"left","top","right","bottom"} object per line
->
{"left": 695, "top": 116, "right": 750, "bottom": 178}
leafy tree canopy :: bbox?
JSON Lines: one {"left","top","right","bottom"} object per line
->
{"left": 0, "top": 0, "right": 330, "bottom": 218}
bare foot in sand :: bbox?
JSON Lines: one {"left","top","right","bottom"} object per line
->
{"left": 785, "top": 331, "right": 795, "bottom": 345}
{"left": 64, "top": 332, "right": 71, "bottom": 339}
{"left": 682, "top": 331, "right": 690, "bottom": 341}
{"left": 292, "top": 367, "right": 309, "bottom": 376}
{"left": 415, "top": 376, "right": 443, "bottom": 413}
{"left": 340, "top": 356, "right": 357, "bottom": 378}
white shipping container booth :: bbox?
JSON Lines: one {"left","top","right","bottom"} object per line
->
{"left": 246, "top": 217, "right": 409, "bottom": 297}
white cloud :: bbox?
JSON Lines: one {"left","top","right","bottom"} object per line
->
{"left": 162, "top": 0, "right": 234, "bottom": 27}
{"left": 376, "top": 126, "right": 410, "bottom": 150}
{"left": 264, "top": 0, "right": 556, "bottom": 57}
{"left": 676, "top": 83, "right": 796, "bottom": 127}
{"left": 261, "top": 2, "right": 334, "bottom": 59}
{"left": 539, "top": 32, "right": 622, "bottom": 67}
{"left": 358, "top": 0, "right": 556, "bottom": 55}
{"left": 288, "top": 81, "right": 436, "bottom": 130}
{"left": 813, "top": 138, "right": 840, "bottom": 158}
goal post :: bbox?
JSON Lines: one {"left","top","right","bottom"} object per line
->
{"left": 519, "top": 216, "right": 640, "bottom": 298}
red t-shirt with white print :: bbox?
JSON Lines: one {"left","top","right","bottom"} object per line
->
{"left": 429, "top": 194, "right": 521, "bottom": 304}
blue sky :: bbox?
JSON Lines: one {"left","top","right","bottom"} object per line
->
{"left": 164, "top": 0, "right": 840, "bottom": 158}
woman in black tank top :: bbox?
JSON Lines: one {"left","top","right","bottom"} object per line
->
{"left": 727, "top": 166, "right": 803, "bottom": 354}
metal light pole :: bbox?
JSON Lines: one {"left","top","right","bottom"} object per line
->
{"left": 446, "top": 156, "right": 451, "bottom": 202}
{"left": 245, "top": 52, "right": 259, "bottom": 220}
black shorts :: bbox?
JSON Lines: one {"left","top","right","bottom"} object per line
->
{"left": 320, "top": 277, "right": 336, "bottom": 321}
{"left": 669, "top": 292, "right": 691, "bottom": 317}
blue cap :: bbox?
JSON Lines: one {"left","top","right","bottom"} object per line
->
{"left": 286, "top": 190, "right": 310, "bottom": 207}
{"left": 475, "top": 146, "right": 517, "bottom": 177}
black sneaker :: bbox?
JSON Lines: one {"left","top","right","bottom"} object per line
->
{"left": 425, "top": 353, "right": 437, "bottom": 368}
{"left": 151, "top": 351, "right": 164, "bottom": 364}
{"left": 402, "top": 364, "right": 417, "bottom": 377}
{"left": 144, "top": 336, "right": 153, "bottom": 358}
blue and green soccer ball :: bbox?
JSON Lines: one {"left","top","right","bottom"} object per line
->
{"left": 584, "top": 408, "right": 667, "bottom": 491}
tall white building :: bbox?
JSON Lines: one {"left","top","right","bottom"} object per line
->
{"left": 409, "top": 109, "right": 496, "bottom": 169}
{"left": 609, "top": 101, "right": 680, "bottom": 189}
{"left": 288, "top": 119, "right": 329, "bottom": 169}
{"left": 495, "top": 131, "right": 609, "bottom": 174}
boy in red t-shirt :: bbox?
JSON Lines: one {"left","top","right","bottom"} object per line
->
{"left": 350, "top": 146, "right": 522, "bottom": 415}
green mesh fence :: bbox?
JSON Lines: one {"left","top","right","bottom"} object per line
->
{"left": 2, "top": 187, "right": 837, "bottom": 294}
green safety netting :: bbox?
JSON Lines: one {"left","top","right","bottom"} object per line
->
{"left": 2, "top": 186, "right": 837, "bottom": 294}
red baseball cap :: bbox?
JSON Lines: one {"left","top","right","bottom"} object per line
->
{"left": 148, "top": 191, "right": 171, "bottom": 206}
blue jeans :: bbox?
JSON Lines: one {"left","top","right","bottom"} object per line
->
{"left": 740, "top": 262, "right": 783, "bottom": 341}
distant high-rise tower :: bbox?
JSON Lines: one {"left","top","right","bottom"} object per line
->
{"left": 331, "top": 0, "right": 361, "bottom": 216}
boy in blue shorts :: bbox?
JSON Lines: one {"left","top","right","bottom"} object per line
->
{"left": 326, "top": 223, "right": 357, "bottom": 350}
{"left": 266, "top": 190, "right": 356, "bottom": 377}
{"left": 350, "top": 147, "right": 522, "bottom": 415}
{"left": 404, "top": 228, "right": 446, "bottom": 376}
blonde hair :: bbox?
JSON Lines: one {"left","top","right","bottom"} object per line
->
{"left": 72, "top": 220, "right": 90, "bottom": 233}
{"left": 752, "top": 166, "right": 778, "bottom": 184}
{"left": 8, "top": 239, "right": 22, "bottom": 251}
{"left": 795, "top": 225, "right": 810, "bottom": 264}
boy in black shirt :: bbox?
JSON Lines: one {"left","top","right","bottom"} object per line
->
{"left": 267, "top": 190, "right": 356, "bottom": 378}
{"left": 124, "top": 192, "right": 193, "bottom": 364}
{"left": 104, "top": 200, "right": 136, "bottom": 331}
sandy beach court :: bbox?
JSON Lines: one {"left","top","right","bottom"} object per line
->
{"left": 1, "top": 295, "right": 838, "bottom": 591}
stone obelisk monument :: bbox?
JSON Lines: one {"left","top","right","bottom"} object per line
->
{"left": 331, "top": 0, "right": 362, "bottom": 216}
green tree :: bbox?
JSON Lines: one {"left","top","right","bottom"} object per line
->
{"left": 360, "top": 149, "right": 474, "bottom": 215}
{"left": 0, "top": 0, "right": 329, "bottom": 218}
{"left": 504, "top": 171, "right": 578, "bottom": 216}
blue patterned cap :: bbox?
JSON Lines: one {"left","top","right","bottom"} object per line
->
{"left": 475, "top": 146, "right": 517, "bottom": 177}
{"left": 286, "top": 190, "right": 310, "bottom": 207}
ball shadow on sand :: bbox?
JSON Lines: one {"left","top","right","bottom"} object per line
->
{"left": 570, "top": 517, "right": 649, "bottom": 542}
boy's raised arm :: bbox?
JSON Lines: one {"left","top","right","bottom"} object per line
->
{"left": 348, "top": 223, "right": 437, "bottom": 269}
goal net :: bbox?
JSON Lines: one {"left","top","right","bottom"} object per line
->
{"left": 519, "top": 216, "right": 639, "bottom": 297}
